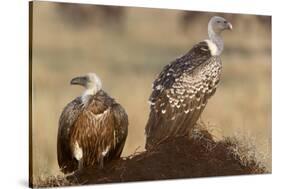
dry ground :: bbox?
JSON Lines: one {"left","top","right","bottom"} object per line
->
{"left": 31, "top": 124, "right": 268, "bottom": 187}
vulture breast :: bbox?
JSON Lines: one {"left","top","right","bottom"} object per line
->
{"left": 57, "top": 90, "right": 128, "bottom": 173}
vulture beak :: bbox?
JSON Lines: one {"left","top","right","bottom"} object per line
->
{"left": 226, "top": 22, "right": 233, "bottom": 30}
{"left": 70, "top": 76, "right": 87, "bottom": 86}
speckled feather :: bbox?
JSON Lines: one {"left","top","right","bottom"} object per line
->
{"left": 145, "top": 41, "right": 222, "bottom": 149}
{"left": 57, "top": 90, "right": 128, "bottom": 174}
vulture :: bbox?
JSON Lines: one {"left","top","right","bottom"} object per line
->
{"left": 145, "top": 16, "right": 232, "bottom": 149}
{"left": 57, "top": 73, "right": 128, "bottom": 174}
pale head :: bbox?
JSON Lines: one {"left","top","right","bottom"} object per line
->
{"left": 207, "top": 16, "right": 232, "bottom": 56}
{"left": 208, "top": 16, "right": 232, "bottom": 35}
{"left": 70, "top": 73, "right": 102, "bottom": 95}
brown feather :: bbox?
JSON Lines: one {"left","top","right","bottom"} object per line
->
{"left": 57, "top": 90, "right": 128, "bottom": 173}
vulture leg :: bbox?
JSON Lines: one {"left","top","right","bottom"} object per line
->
{"left": 99, "top": 158, "right": 104, "bottom": 169}
{"left": 78, "top": 159, "right": 84, "bottom": 171}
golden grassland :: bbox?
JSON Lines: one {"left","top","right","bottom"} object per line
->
{"left": 31, "top": 2, "right": 271, "bottom": 178}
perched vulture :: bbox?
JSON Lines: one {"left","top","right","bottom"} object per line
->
{"left": 57, "top": 73, "right": 128, "bottom": 174}
{"left": 145, "top": 16, "right": 232, "bottom": 149}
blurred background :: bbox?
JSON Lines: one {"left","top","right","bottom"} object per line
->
{"left": 31, "top": 1, "right": 271, "bottom": 177}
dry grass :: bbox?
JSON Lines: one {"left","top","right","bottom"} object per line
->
{"left": 30, "top": 1, "right": 272, "bottom": 178}
{"left": 31, "top": 174, "right": 75, "bottom": 188}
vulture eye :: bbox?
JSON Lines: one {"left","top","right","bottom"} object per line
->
{"left": 224, "top": 21, "right": 227, "bottom": 23}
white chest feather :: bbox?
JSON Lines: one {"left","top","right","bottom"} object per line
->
{"left": 102, "top": 145, "right": 110, "bottom": 157}
{"left": 204, "top": 39, "right": 219, "bottom": 56}
{"left": 73, "top": 141, "right": 83, "bottom": 161}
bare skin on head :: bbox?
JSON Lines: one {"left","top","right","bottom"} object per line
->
{"left": 207, "top": 16, "right": 233, "bottom": 56}
{"left": 70, "top": 73, "right": 103, "bottom": 103}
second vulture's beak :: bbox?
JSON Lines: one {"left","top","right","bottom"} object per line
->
{"left": 70, "top": 76, "right": 87, "bottom": 86}
{"left": 226, "top": 22, "right": 233, "bottom": 30}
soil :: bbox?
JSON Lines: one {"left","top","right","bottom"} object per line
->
{"left": 66, "top": 127, "right": 267, "bottom": 185}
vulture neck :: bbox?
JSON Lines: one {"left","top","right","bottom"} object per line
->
{"left": 83, "top": 87, "right": 100, "bottom": 96}
{"left": 208, "top": 25, "right": 224, "bottom": 56}
{"left": 82, "top": 84, "right": 102, "bottom": 104}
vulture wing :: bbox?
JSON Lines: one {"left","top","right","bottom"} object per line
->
{"left": 109, "top": 103, "right": 129, "bottom": 159}
{"left": 57, "top": 97, "right": 84, "bottom": 174}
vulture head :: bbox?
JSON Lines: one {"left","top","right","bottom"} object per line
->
{"left": 71, "top": 73, "right": 102, "bottom": 96}
{"left": 206, "top": 16, "right": 232, "bottom": 56}
{"left": 208, "top": 16, "right": 233, "bottom": 35}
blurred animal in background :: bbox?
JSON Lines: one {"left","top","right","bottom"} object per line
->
{"left": 145, "top": 16, "right": 232, "bottom": 149}
{"left": 57, "top": 73, "right": 128, "bottom": 174}
{"left": 56, "top": 3, "right": 126, "bottom": 29}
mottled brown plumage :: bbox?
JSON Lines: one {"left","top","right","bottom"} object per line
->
{"left": 57, "top": 73, "right": 128, "bottom": 174}
{"left": 145, "top": 16, "right": 232, "bottom": 149}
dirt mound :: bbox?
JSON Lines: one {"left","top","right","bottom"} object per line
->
{"left": 32, "top": 125, "right": 267, "bottom": 187}
{"left": 66, "top": 126, "right": 267, "bottom": 185}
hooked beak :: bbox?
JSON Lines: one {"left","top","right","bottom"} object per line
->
{"left": 226, "top": 22, "right": 233, "bottom": 30}
{"left": 70, "top": 76, "right": 87, "bottom": 86}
